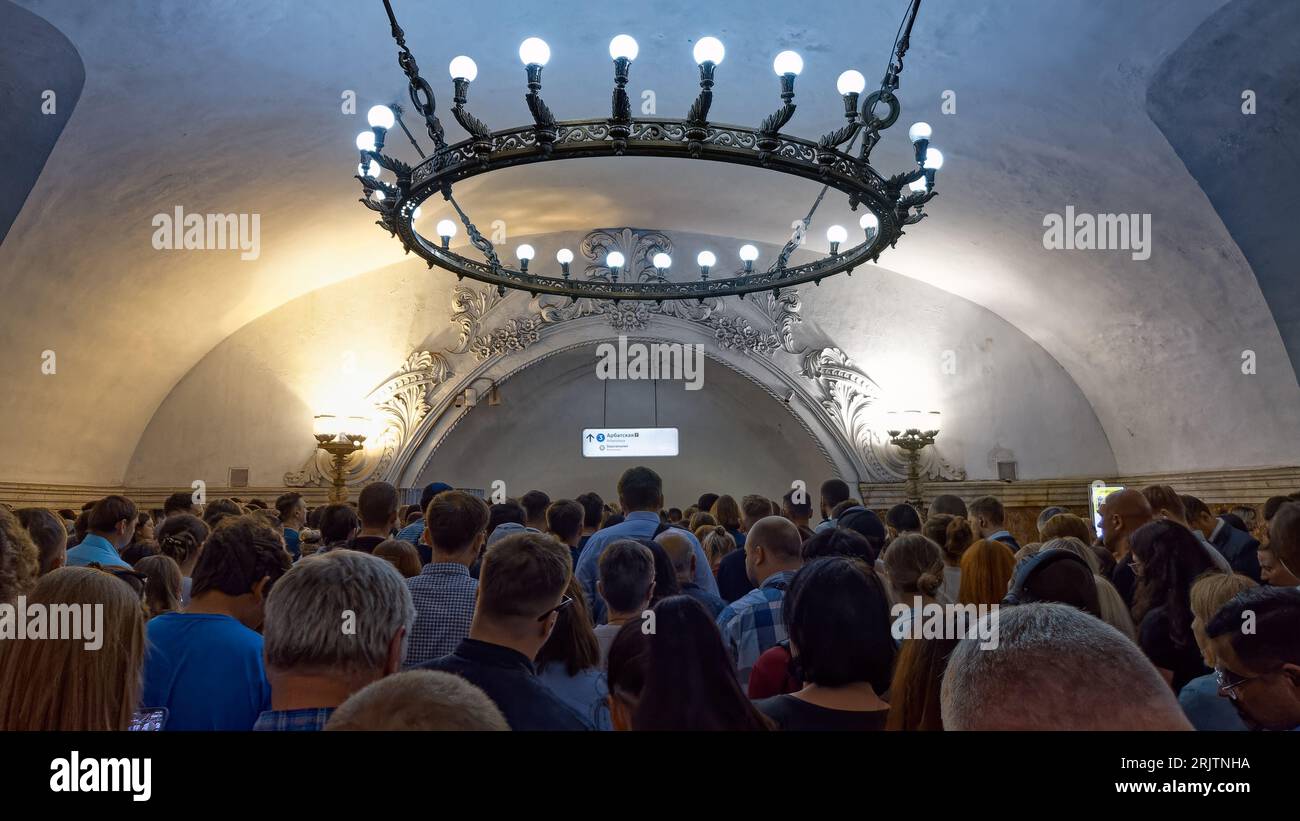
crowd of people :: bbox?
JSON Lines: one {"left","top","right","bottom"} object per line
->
{"left": 1, "top": 471, "right": 1298, "bottom": 732}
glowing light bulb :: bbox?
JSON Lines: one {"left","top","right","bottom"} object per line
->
{"left": 449, "top": 55, "right": 478, "bottom": 81}
{"left": 556, "top": 248, "right": 574, "bottom": 264}
{"left": 653, "top": 252, "right": 672, "bottom": 269}
{"left": 826, "top": 225, "right": 848, "bottom": 245}
{"left": 739, "top": 244, "right": 759, "bottom": 262}
{"left": 436, "top": 219, "right": 457, "bottom": 239}
{"left": 606, "top": 251, "right": 625, "bottom": 269}
{"left": 609, "top": 35, "right": 639, "bottom": 61}
{"left": 355, "top": 131, "right": 376, "bottom": 151}
{"left": 908, "top": 121, "right": 932, "bottom": 143}
{"left": 516, "top": 244, "right": 536, "bottom": 261}
{"left": 519, "top": 37, "right": 551, "bottom": 66}
{"left": 693, "top": 37, "right": 725, "bottom": 65}
{"left": 924, "top": 148, "right": 944, "bottom": 170}
{"left": 910, "top": 176, "right": 929, "bottom": 192}
{"left": 837, "top": 70, "right": 866, "bottom": 95}
{"left": 859, "top": 213, "right": 879, "bottom": 232}
{"left": 366, "top": 105, "right": 395, "bottom": 130}
{"left": 697, "top": 251, "right": 716, "bottom": 268}
{"left": 773, "top": 50, "right": 803, "bottom": 76}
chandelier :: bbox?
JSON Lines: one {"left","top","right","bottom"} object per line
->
{"left": 354, "top": 0, "right": 942, "bottom": 302}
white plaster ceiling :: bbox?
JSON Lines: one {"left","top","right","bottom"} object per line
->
{"left": 2, "top": 0, "right": 1298, "bottom": 484}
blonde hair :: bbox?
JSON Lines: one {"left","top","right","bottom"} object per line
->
{"left": 688, "top": 512, "right": 717, "bottom": 532}
{"left": 0, "top": 566, "right": 146, "bottom": 730}
{"left": 699, "top": 526, "right": 736, "bottom": 571}
{"left": 883, "top": 533, "right": 944, "bottom": 598}
{"left": 1189, "top": 572, "right": 1257, "bottom": 666}
{"left": 0, "top": 507, "right": 40, "bottom": 605}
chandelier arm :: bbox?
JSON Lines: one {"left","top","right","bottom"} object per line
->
{"left": 390, "top": 104, "right": 427, "bottom": 159}
{"left": 444, "top": 192, "right": 501, "bottom": 269}
{"left": 452, "top": 78, "right": 493, "bottom": 142}
{"left": 381, "top": 0, "right": 447, "bottom": 150}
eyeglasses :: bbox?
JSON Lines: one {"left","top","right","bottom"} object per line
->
{"left": 1216, "top": 666, "right": 1261, "bottom": 701}
{"left": 537, "top": 594, "right": 574, "bottom": 622}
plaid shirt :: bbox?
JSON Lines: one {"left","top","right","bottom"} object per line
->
{"left": 716, "top": 570, "right": 797, "bottom": 690}
{"left": 253, "top": 708, "right": 333, "bottom": 731}
{"left": 404, "top": 562, "right": 477, "bottom": 668}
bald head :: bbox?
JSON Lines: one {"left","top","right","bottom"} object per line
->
{"left": 655, "top": 530, "right": 695, "bottom": 580}
{"left": 745, "top": 515, "right": 803, "bottom": 585}
{"left": 941, "top": 603, "right": 1191, "bottom": 730}
{"left": 1099, "top": 488, "right": 1153, "bottom": 554}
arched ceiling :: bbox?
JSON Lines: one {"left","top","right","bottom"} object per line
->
{"left": 2, "top": 0, "right": 1298, "bottom": 484}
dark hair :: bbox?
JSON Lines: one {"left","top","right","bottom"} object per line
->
{"left": 426, "top": 491, "right": 491, "bottom": 553}
{"left": 202, "top": 498, "right": 243, "bottom": 529}
{"left": 373, "top": 539, "right": 422, "bottom": 578}
{"left": 358, "top": 482, "right": 399, "bottom": 528}
{"left": 1268, "top": 502, "right": 1300, "bottom": 577}
{"left": 930, "top": 494, "right": 968, "bottom": 518}
{"left": 536, "top": 578, "right": 601, "bottom": 677}
{"left": 837, "top": 508, "right": 887, "bottom": 559}
{"left": 1141, "top": 485, "right": 1186, "bottom": 520}
{"left": 1130, "top": 520, "right": 1216, "bottom": 649}
{"left": 968, "top": 496, "right": 1005, "bottom": 526}
{"left": 885, "top": 635, "right": 959, "bottom": 731}
{"left": 618, "top": 467, "right": 663, "bottom": 512}
{"left": 419, "top": 482, "right": 453, "bottom": 512}
{"left": 820, "top": 479, "right": 851, "bottom": 509}
{"left": 120, "top": 542, "right": 157, "bottom": 565}
{"left": 15, "top": 508, "right": 67, "bottom": 575}
{"left": 801, "top": 527, "right": 874, "bottom": 563}
{"left": 1206, "top": 586, "right": 1300, "bottom": 669}
{"left": 598, "top": 540, "right": 656, "bottom": 613}
{"left": 1219, "top": 512, "right": 1248, "bottom": 534}
{"left": 576, "top": 492, "right": 604, "bottom": 529}
{"left": 831, "top": 499, "right": 858, "bottom": 518}
{"left": 922, "top": 513, "right": 952, "bottom": 548}
{"left": 633, "top": 596, "right": 771, "bottom": 730}
{"left": 645, "top": 540, "right": 681, "bottom": 604}
{"left": 601, "top": 512, "right": 625, "bottom": 530}
{"left": 319, "top": 503, "right": 359, "bottom": 544}
{"left": 87, "top": 495, "right": 137, "bottom": 534}
{"left": 73, "top": 511, "right": 89, "bottom": 542}
{"left": 190, "top": 515, "right": 291, "bottom": 598}
{"left": 886, "top": 503, "right": 922, "bottom": 533}
{"left": 1180, "top": 494, "right": 1212, "bottom": 521}
{"left": 606, "top": 619, "right": 650, "bottom": 704}
{"left": 781, "top": 489, "right": 812, "bottom": 519}
{"left": 520, "top": 491, "right": 551, "bottom": 523}
{"left": 163, "top": 492, "right": 195, "bottom": 515}
{"left": 135, "top": 554, "right": 183, "bottom": 618}
{"left": 787, "top": 557, "right": 895, "bottom": 690}
{"left": 697, "top": 493, "right": 720, "bottom": 513}
{"left": 57, "top": 509, "right": 76, "bottom": 521}
{"left": 274, "top": 492, "right": 303, "bottom": 520}
{"left": 1263, "top": 495, "right": 1290, "bottom": 522}
{"left": 477, "top": 532, "right": 571, "bottom": 622}
{"left": 246, "top": 499, "right": 268, "bottom": 510}
{"left": 667, "top": 507, "right": 683, "bottom": 521}
{"left": 546, "top": 500, "right": 585, "bottom": 543}
{"left": 488, "top": 501, "right": 526, "bottom": 533}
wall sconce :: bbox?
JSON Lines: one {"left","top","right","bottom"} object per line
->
{"left": 313, "top": 413, "right": 370, "bottom": 502}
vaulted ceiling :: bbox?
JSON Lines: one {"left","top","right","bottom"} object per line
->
{"left": 2, "top": 0, "right": 1298, "bottom": 485}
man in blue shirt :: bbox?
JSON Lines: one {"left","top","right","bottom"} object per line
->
{"left": 65, "top": 495, "right": 135, "bottom": 569}
{"left": 575, "top": 466, "right": 717, "bottom": 624}
{"left": 970, "top": 495, "right": 1021, "bottom": 552}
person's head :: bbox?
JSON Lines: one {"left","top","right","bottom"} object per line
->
{"left": 930, "top": 494, "right": 968, "bottom": 518}
{"left": 488, "top": 500, "right": 527, "bottom": 533}
{"left": 886, "top": 503, "right": 922, "bottom": 536}
{"left": 942, "top": 602, "right": 1192, "bottom": 730}
{"left": 135, "top": 554, "right": 183, "bottom": 618}
{"left": 0, "top": 507, "right": 40, "bottom": 604}
{"left": 967, "top": 496, "right": 1006, "bottom": 539}
{"left": 886, "top": 635, "right": 960, "bottom": 731}
{"left": 1207, "top": 587, "right": 1300, "bottom": 731}
{"left": 418, "top": 482, "right": 453, "bottom": 514}
{"left": 787, "top": 557, "right": 895, "bottom": 692}
{"left": 473, "top": 532, "right": 571, "bottom": 658}
{"left": 709, "top": 495, "right": 740, "bottom": 530}
{"left": 545, "top": 499, "right": 585, "bottom": 547}
{"left": 957, "top": 539, "right": 1017, "bottom": 606}
{"left": 632, "top": 596, "right": 771, "bottom": 731}
{"left": 1129, "top": 519, "right": 1217, "bottom": 644}
{"left": 773, "top": 493, "right": 806, "bottom": 529}
{"left": 14, "top": 507, "right": 67, "bottom": 577}
{"left": 656, "top": 529, "right": 697, "bottom": 584}
{"left": 132, "top": 512, "right": 156, "bottom": 544}
{"left": 535, "top": 577, "right": 600, "bottom": 677}
{"left": 424, "top": 491, "right": 491, "bottom": 561}
{"left": 1188, "top": 572, "right": 1257, "bottom": 668}
{"left": 1180, "top": 494, "right": 1218, "bottom": 539}
{"left": 819, "top": 479, "right": 851, "bottom": 519}
{"left": 374, "top": 539, "right": 422, "bottom": 578}
{"left": 801, "top": 526, "right": 873, "bottom": 564}
{"left": 164, "top": 491, "right": 199, "bottom": 518}
{"left": 744, "top": 515, "right": 803, "bottom": 586}
{"left": 1035, "top": 506, "right": 1069, "bottom": 537}
{"left": 520, "top": 490, "right": 551, "bottom": 529}
{"left": 1098, "top": 488, "right": 1154, "bottom": 555}
{"left": 1005, "top": 547, "right": 1101, "bottom": 616}
{"left": 617, "top": 466, "right": 663, "bottom": 513}
{"left": 190, "top": 515, "right": 293, "bottom": 630}
{"left": 73, "top": 510, "right": 90, "bottom": 544}
{"left": 606, "top": 619, "right": 650, "bottom": 731}
{"left": 1140, "top": 484, "right": 1187, "bottom": 525}
{"left": 1039, "top": 536, "right": 1100, "bottom": 575}
{"left": 264, "top": 550, "right": 413, "bottom": 699}
{"left": 597, "top": 540, "right": 656, "bottom": 620}
{"left": 358, "top": 482, "right": 399, "bottom": 532}
{"left": 1267, "top": 502, "right": 1300, "bottom": 584}
{"left": 921, "top": 512, "right": 952, "bottom": 550}
{"left": 1039, "top": 512, "right": 1092, "bottom": 546}
{"left": 667, "top": 507, "right": 683, "bottom": 524}
{"left": 939, "top": 515, "right": 974, "bottom": 565}
{"left": 696, "top": 493, "right": 720, "bottom": 514}
{"left": 318, "top": 502, "right": 359, "bottom": 545}
{"left": 699, "top": 525, "right": 736, "bottom": 572}
{"left": 1262, "top": 495, "right": 1290, "bottom": 543}
{"left": 155, "top": 513, "right": 208, "bottom": 575}
{"left": 882, "top": 533, "right": 944, "bottom": 600}
{"left": 87, "top": 495, "right": 138, "bottom": 549}
{"left": 740, "top": 494, "right": 774, "bottom": 532}
{"left": 688, "top": 511, "right": 717, "bottom": 532}
{"left": 837, "top": 507, "right": 887, "bottom": 561}
{"left": 0, "top": 566, "right": 147, "bottom": 730}
{"left": 325, "top": 670, "right": 508, "bottom": 731}
{"left": 202, "top": 498, "right": 243, "bottom": 530}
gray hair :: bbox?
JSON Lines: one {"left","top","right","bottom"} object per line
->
{"left": 325, "top": 670, "right": 509, "bottom": 731}
{"left": 264, "top": 549, "right": 414, "bottom": 678}
{"left": 940, "top": 602, "right": 1190, "bottom": 730}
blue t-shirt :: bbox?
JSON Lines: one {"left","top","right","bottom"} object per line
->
{"left": 142, "top": 612, "right": 271, "bottom": 731}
